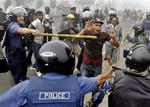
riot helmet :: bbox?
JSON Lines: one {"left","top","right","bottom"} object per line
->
{"left": 109, "top": 13, "right": 116, "bottom": 19}
{"left": 83, "top": 5, "right": 90, "bottom": 12}
{"left": 82, "top": 11, "right": 93, "bottom": 22}
{"left": 36, "top": 40, "right": 75, "bottom": 75}
{"left": 133, "top": 23, "right": 144, "bottom": 34}
{"left": 95, "top": 9, "right": 99, "bottom": 14}
{"left": 125, "top": 43, "right": 150, "bottom": 73}
{"left": 8, "top": 7, "right": 28, "bottom": 22}
{"left": 146, "top": 12, "right": 150, "bottom": 20}
{"left": 81, "top": 11, "right": 93, "bottom": 26}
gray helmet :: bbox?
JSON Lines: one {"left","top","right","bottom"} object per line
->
{"left": 125, "top": 43, "right": 150, "bottom": 72}
{"left": 83, "top": 5, "right": 90, "bottom": 12}
{"left": 82, "top": 11, "right": 93, "bottom": 21}
{"left": 8, "top": 7, "right": 28, "bottom": 22}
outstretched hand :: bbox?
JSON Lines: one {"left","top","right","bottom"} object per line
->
{"left": 84, "top": 19, "right": 94, "bottom": 32}
{"left": 108, "top": 25, "right": 116, "bottom": 39}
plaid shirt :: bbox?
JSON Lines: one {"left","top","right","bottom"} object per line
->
{"left": 83, "top": 32, "right": 111, "bottom": 65}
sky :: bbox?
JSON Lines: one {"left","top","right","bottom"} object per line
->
{"left": 0, "top": 0, "right": 149, "bottom": 12}
{"left": 122, "top": 0, "right": 150, "bottom": 11}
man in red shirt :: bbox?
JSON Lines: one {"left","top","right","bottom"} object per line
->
{"left": 73, "top": 11, "right": 119, "bottom": 106}
{"left": 73, "top": 11, "right": 119, "bottom": 77}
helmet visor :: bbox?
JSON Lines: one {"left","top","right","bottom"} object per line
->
{"left": 11, "top": 7, "right": 28, "bottom": 17}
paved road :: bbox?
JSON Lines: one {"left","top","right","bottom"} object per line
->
{"left": 0, "top": 17, "right": 134, "bottom": 106}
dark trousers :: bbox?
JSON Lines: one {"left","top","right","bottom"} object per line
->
{"left": 43, "top": 28, "right": 52, "bottom": 43}
{"left": 76, "top": 48, "right": 84, "bottom": 71}
{"left": 6, "top": 49, "right": 27, "bottom": 84}
{"left": 27, "top": 49, "right": 33, "bottom": 66}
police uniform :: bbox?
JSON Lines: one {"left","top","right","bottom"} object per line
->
{"left": 143, "top": 18, "right": 150, "bottom": 34}
{"left": 128, "top": 32, "right": 150, "bottom": 48}
{"left": 4, "top": 22, "right": 27, "bottom": 84}
{"left": 109, "top": 70, "right": 150, "bottom": 107}
{"left": 0, "top": 72, "right": 97, "bottom": 107}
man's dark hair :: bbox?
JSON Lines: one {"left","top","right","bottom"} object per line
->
{"left": 36, "top": 11, "right": 43, "bottom": 16}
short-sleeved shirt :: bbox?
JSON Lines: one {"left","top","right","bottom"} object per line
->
{"left": 32, "top": 19, "right": 44, "bottom": 44}
{"left": 0, "top": 72, "right": 97, "bottom": 107}
{"left": 84, "top": 32, "right": 111, "bottom": 65}
{"left": 7, "top": 22, "right": 26, "bottom": 49}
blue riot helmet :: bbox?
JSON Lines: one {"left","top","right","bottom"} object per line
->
{"left": 133, "top": 23, "right": 144, "bottom": 34}
{"left": 125, "top": 43, "right": 150, "bottom": 72}
{"left": 36, "top": 40, "right": 75, "bottom": 75}
{"left": 8, "top": 7, "right": 28, "bottom": 22}
{"left": 146, "top": 12, "right": 150, "bottom": 20}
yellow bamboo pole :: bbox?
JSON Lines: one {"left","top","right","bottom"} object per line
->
{"left": 41, "top": 33, "right": 97, "bottom": 39}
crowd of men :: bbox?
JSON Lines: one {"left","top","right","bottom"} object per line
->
{"left": 0, "top": 4, "right": 150, "bottom": 107}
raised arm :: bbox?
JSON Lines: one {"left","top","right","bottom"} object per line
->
{"left": 108, "top": 25, "right": 119, "bottom": 47}
{"left": 72, "top": 19, "right": 94, "bottom": 42}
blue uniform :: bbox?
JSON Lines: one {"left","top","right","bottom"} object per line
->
{"left": 0, "top": 73, "right": 97, "bottom": 107}
{"left": 5, "top": 22, "right": 27, "bottom": 84}
{"left": 143, "top": 19, "right": 150, "bottom": 34}
{"left": 128, "top": 32, "right": 150, "bottom": 48}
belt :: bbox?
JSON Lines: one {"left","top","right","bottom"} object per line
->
{"left": 6, "top": 47, "right": 25, "bottom": 51}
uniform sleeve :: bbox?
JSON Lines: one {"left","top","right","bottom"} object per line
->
{"left": 78, "top": 76, "right": 97, "bottom": 98}
{"left": 128, "top": 36, "right": 134, "bottom": 43}
{"left": 9, "top": 23, "right": 20, "bottom": 34}
{"left": 0, "top": 80, "right": 29, "bottom": 107}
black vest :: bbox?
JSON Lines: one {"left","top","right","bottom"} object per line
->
{"left": 109, "top": 70, "right": 150, "bottom": 107}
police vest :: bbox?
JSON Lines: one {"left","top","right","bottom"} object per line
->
{"left": 27, "top": 75, "right": 80, "bottom": 107}
{"left": 143, "top": 19, "right": 150, "bottom": 31}
{"left": 108, "top": 70, "right": 150, "bottom": 107}
{"left": 133, "top": 33, "right": 150, "bottom": 45}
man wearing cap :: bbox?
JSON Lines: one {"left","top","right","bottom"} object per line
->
{"left": 73, "top": 14, "right": 119, "bottom": 78}
{"left": 70, "top": 6, "right": 81, "bottom": 29}
{"left": 73, "top": 14, "right": 119, "bottom": 105}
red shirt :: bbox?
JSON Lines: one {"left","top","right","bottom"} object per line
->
{"left": 83, "top": 32, "right": 111, "bottom": 65}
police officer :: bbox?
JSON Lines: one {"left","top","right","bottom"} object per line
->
{"left": 86, "top": 43, "right": 150, "bottom": 107}
{"left": 126, "top": 23, "right": 150, "bottom": 48}
{"left": 2, "top": 7, "right": 41, "bottom": 84}
{"left": 143, "top": 12, "right": 150, "bottom": 34}
{"left": 108, "top": 43, "right": 150, "bottom": 107}
{"left": 0, "top": 40, "right": 113, "bottom": 107}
